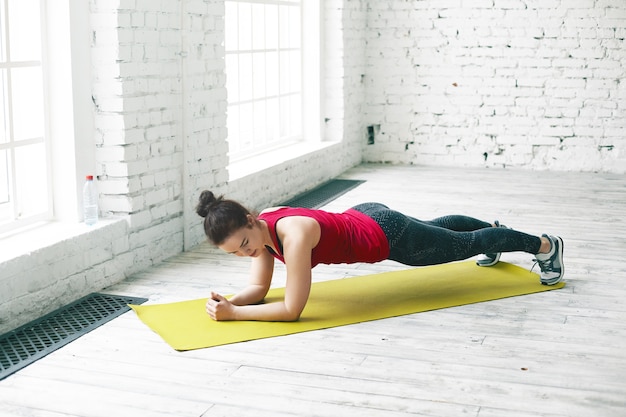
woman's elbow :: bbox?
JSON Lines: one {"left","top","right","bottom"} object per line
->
{"left": 282, "top": 311, "right": 301, "bottom": 322}
{"left": 282, "top": 306, "right": 303, "bottom": 322}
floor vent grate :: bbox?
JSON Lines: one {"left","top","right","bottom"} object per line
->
{"left": 281, "top": 179, "right": 365, "bottom": 209}
{"left": 0, "top": 293, "right": 147, "bottom": 380}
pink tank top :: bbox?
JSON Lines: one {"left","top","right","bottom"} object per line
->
{"left": 258, "top": 207, "right": 390, "bottom": 267}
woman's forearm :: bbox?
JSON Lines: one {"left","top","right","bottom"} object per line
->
{"left": 232, "top": 301, "right": 301, "bottom": 322}
{"left": 228, "top": 284, "right": 269, "bottom": 306}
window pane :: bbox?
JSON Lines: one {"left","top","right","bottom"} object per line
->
{"left": 8, "top": 0, "right": 41, "bottom": 62}
{"left": 225, "top": 54, "right": 239, "bottom": 102}
{"left": 0, "top": 69, "right": 8, "bottom": 144}
{"left": 0, "top": 149, "right": 9, "bottom": 204}
{"left": 14, "top": 142, "right": 47, "bottom": 218}
{"left": 252, "top": 52, "right": 265, "bottom": 99}
{"left": 239, "top": 102, "right": 253, "bottom": 149}
{"left": 279, "top": 96, "right": 289, "bottom": 138}
{"left": 0, "top": 150, "right": 10, "bottom": 224}
{"left": 289, "top": 94, "right": 301, "bottom": 137}
{"left": 279, "top": 5, "right": 289, "bottom": 49}
{"left": 266, "top": 97, "right": 278, "bottom": 142}
{"left": 251, "top": 4, "right": 265, "bottom": 51}
{"left": 227, "top": 105, "right": 240, "bottom": 154}
{"left": 238, "top": 53, "right": 252, "bottom": 102}
{"left": 238, "top": 3, "right": 251, "bottom": 51}
{"left": 0, "top": 3, "right": 6, "bottom": 61}
{"left": 279, "top": 51, "right": 289, "bottom": 93}
{"left": 11, "top": 66, "right": 44, "bottom": 141}
{"left": 289, "top": 50, "right": 301, "bottom": 93}
{"left": 253, "top": 100, "right": 266, "bottom": 145}
{"left": 224, "top": 2, "right": 238, "bottom": 52}
{"left": 289, "top": 5, "right": 301, "bottom": 49}
{"left": 266, "top": 51, "right": 278, "bottom": 97}
{"left": 265, "top": 5, "right": 278, "bottom": 50}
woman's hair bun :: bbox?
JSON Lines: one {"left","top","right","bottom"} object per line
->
{"left": 196, "top": 191, "right": 253, "bottom": 245}
{"left": 196, "top": 190, "right": 222, "bottom": 218}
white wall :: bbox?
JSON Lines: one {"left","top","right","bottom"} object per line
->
{"left": 363, "top": 0, "right": 626, "bottom": 172}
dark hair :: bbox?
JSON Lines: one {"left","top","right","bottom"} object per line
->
{"left": 196, "top": 190, "right": 254, "bottom": 245}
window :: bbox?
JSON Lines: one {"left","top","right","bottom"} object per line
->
{"left": 225, "top": 0, "right": 320, "bottom": 161}
{"left": 0, "top": 0, "right": 51, "bottom": 233}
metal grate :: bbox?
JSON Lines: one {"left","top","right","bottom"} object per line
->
{"left": 281, "top": 179, "right": 365, "bottom": 209}
{"left": 0, "top": 293, "right": 147, "bottom": 380}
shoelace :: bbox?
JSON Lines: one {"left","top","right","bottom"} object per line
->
{"left": 531, "top": 257, "right": 553, "bottom": 274}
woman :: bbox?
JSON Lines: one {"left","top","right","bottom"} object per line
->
{"left": 197, "top": 191, "right": 564, "bottom": 322}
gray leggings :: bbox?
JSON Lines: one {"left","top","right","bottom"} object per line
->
{"left": 352, "top": 202, "right": 542, "bottom": 266}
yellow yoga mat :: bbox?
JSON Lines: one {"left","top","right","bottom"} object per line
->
{"left": 130, "top": 261, "right": 564, "bottom": 351}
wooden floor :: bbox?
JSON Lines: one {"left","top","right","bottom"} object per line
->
{"left": 1, "top": 164, "right": 625, "bottom": 417}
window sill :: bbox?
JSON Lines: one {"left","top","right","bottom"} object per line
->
{"left": 0, "top": 218, "right": 126, "bottom": 265}
{"left": 228, "top": 141, "right": 338, "bottom": 181}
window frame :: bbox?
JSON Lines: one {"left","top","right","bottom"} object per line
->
{"left": 0, "top": 0, "right": 53, "bottom": 233}
{"left": 0, "top": 0, "right": 95, "bottom": 236}
{"left": 224, "top": 0, "right": 322, "bottom": 163}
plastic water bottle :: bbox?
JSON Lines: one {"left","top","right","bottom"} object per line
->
{"left": 83, "top": 175, "right": 98, "bottom": 226}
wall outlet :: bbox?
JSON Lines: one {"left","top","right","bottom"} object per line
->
{"left": 367, "top": 125, "right": 380, "bottom": 145}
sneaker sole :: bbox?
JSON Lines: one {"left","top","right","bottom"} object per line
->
{"left": 476, "top": 221, "right": 507, "bottom": 267}
{"left": 476, "top": 252, "right": 501, "bottom": 267}
{"left": 540, "top": 236, "right": 564, "bottom": 285}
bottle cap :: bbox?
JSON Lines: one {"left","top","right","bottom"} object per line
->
{"left": 86, "top": 175, "right": 94, "bottom": 180}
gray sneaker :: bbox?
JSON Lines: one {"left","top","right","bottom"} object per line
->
{"left": 533, "top": 234, "right": 564, "bottom": 285}
{"left": 476, "top": 221, "right": 507, "bottom": 267}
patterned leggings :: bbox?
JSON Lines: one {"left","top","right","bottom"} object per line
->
{"left": 352, "top": 202, "right": 542, "bottom": 266}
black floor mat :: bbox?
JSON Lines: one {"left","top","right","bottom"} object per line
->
{"left": 281, "top": 179, "right": 365, "bottom": 208}
{"left": 0, "top": 293, "right": 147, "bottom": 380}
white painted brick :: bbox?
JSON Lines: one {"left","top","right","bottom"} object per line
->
{"left": 577, "top": 88, "right": 610, "bottom": 99}
{"left": 541, "top": 125, "right": 575, "bottom": 137}
{"left": 127, "top": 210, "right": 153, "bottom": 229}
{"left": 96, "top": 146, "right": 124, "bottom": 162}
{"left": 144, "top": 188, "right": 171, "bottom": 207}
{"left": 604, "top": 127, "right": 626, "bottom": 137}
{"left": 562, "top": 67, "right": 594, "bottom": 78}
{"left": 103, "top": 161, "right": 129, "bottom": 177}
{"left": 599, "top": 18, "right": 626, "bottom": 28}
{"left": 587, "top": 79, "right": 619, "bottom": 90}
{"left": 513, "top": 87, "right": 545, "bottom": 98}
{"left": 494, "top": 0, "right": 527, "bottom": 9}
{"left": 546, "top": 106, "right": 581, "bottom": 118}
{"left": 371, "top": 0, "right": 623, "bottom": 172}
{"left": 100, "top": 195, "right": 134, "bottom": 212}
{"left": 131, "top": 12, "right": 145, "bottom": 27}
{"left": 516, "top": 78, "right": 546, "bottom": 88}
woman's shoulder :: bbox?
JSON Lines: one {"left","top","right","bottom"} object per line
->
{"left": 259, "top": 207, "right": 321, "bottom": 230}
{"left": 260, "top": 206, "right": 288, "bottom": 215}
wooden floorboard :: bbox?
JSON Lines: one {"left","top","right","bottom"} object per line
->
{"left": 1, "top": 164, "right": 625, "bottom": 417}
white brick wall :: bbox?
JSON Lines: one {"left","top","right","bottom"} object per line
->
{"left": 363, "top": 0, "right": 626, "bottom": 172}
{"left": 0, "top": 220, "right": 130, "bottom": 333}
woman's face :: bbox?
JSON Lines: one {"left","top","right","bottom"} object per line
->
{"left": 218, "top": 216, "right": 265, "bottom": 257}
